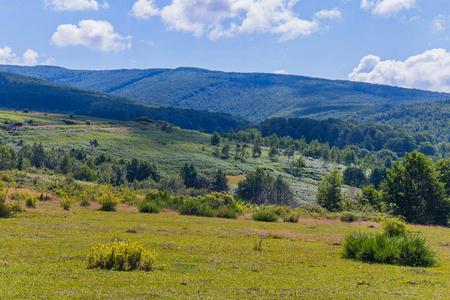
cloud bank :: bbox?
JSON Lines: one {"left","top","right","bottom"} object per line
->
{"left": 130, "top": 0, "right": 341, "bottom": 41}
{"left": 349, "top": 49, "right": 450, "bottom": 93}
{"left": 361, "top": 0, "right": 415, "bottom": 16}
{"left": 51, "top": 20, "right": 132, "bottom": 52}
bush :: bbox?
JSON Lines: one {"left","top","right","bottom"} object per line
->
{"left": 282, "top": 213, "right": 300, "bottom": 223}
{"left": 252, "top": 210, "right": 278, "bottom": 222}
{"left": 340, "top": 213, "right": 358, "bottom": 223}
{"left": 216, "top": 206, "right": 237, "bottom": 219}
{"left": 59, "top": 196, "right": 74, "bottom": 211}
{"left": 380, "top": 216, "right": 408, "bottom": 237}
{"left": 99, "top": 192, "right": 119, "bottom": 212}
{"left": 342, "top": 232, "right": 437, "bottom": 267}
{"left": 138, "top": 201, "right": 162, "bottom": 214}
{"left": 80, "top": 198, "right": 91, "bottom": 207}
{"left": 25, "top": 196, "right": 36, "bottom": 208}
{"left": 179, "top": 199, "right": 216, "bottom": 217}
{"left": 87, "top": 240, "right": 157, "bottom": 271}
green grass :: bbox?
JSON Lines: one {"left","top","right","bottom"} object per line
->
{"left": 0, "top": 199, "right": 449, "bottom": 299}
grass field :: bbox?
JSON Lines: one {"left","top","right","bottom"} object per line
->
{"left": 0, "top": 197, "right": 449, "bottom": 299}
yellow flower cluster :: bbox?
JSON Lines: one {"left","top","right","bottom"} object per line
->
{"left": 87, "top": 240, "right": 157, "bottom": 271}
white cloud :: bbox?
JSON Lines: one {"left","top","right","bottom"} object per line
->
{"left": 273, "top": 70, "right": 288, "bottom": 74}
{"left": 45, "top": 0, "right": 109, "bottom": 11}
{"left": 361, "top": 0, "right": 415, "bottom": 16}
{"left": 131, "top": 0, "right": 339, "bottom": 41}
{"left": 349, "top": 49, "right": 450, "bottom": 93}
{"left": 130, "top": 0, "right": 160, "bottom": 19}
{"left": 0, "top": 46, "right": 49, "bottom": 66}
{"left": 431, "top": 14, "right": 447, "bottom": 33}
{"left": 314, "top": 8, "right": 342, "bottom": 20}
{"left": 51, "top": 20, "right": 132, "bottom": 52}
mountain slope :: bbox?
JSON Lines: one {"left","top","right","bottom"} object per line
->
{"left": 0, "top": 72, "right": 249, "bottom": 133}
{"left": 1, "top": 65, "right": 449, "bottom": 122}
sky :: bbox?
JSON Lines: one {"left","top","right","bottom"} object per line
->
{"left": 1, "top": 0, "right": 450, "bottom": 92}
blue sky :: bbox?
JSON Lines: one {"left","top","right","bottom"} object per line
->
{"left": 1, "top": 0, "right": 450, "bottom": 92}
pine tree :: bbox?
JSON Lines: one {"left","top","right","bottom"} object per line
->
{"left": 212, "top": 169, "right": 228, "bottom": 192}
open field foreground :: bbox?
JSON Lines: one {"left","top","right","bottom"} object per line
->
{"left": 0, "top": 199, "right": 449, "bottom": 299}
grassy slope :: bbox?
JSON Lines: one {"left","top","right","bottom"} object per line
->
{"left": 0, "top": 198, "right": 449, "bottom": 299}
{"left": 0, "top": 110, "right": 336, "bottom": 204}
{"left": 1, "top": 65, "right": 448, "bottom": 122}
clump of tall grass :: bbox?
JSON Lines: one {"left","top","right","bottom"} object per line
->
{"left": 342, "top": 217, "right": 437, "bottom": 267}
{"left": 87, "top": 241, "right": 157, "bottom": 271}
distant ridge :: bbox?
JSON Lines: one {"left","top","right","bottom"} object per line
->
{"left": 0, "top": 72, "right": 249, "bottom": 133}
{"left": 0, "top": 65, "right": 449, "bottom": 122}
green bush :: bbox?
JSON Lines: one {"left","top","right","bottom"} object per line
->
{"left": 252, "top": 210, "right": 278, "bottom": 222}
{"left": 179, "top": 199, "right": 216, "bottom": 217}
{"left": 59, "top": 196, "right": 74, "bottom": 211}
{"left": 216, "top": 206, "right": 237, "bottom": 219}
{"left": 282, "top": 213, "right": 300, "bottom": 223}
{"left": 25, "top": 196, "right": 36, "bottom": 208}
{"left": 342, "top": 232, "right": 437, "bottom": 267}
{"left": 99, "top": 192, "right": 119, "bottom": 212}
{"left": 80, "top": 198, "right": 91, "bottom": 207}
{"left": 340, "top": 213, "right": 358, "bottom": 223}
{"left": 380, "top": 216, "right": 408, "bottom": 237}
{"left": 87, "top": 240, "right": 157, "bottom": 271}
{"left": 138, "top": 201, "right": 162, "bottom": 214}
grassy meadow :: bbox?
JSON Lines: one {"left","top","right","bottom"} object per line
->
{"left": 0, "top": 195, "right": 449, "bottom": 299}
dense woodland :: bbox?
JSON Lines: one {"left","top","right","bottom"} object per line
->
{"left": 1, "top": 65, "right": 448, "bottom": 122}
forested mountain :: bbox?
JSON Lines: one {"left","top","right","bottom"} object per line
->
{"left": 1, "top": 65, "right": 448, "bottom": 122}
{"left": 0, "top": 72, "right": 248, "bottom": 133}
{"left": 362, "top": 99, "right": 450, "bottom": 142}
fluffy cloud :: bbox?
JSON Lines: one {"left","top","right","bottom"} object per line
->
{"left": 130, "top": 0, "right": 159, "bottom": 19}
{"left": 45, "top": 0, "right": 109, "bottom": 11}
{"left": 348, "top": 49, "right": 450, "bottom": 93}
{"left": 431, "top": 14, "right": 447, "bottom": 33}
{"left": 361, "top": 0, "right": 415, "bottom": 16}
{"left": 51, "top": 20, "right": 132, "bottom": 52}
{"left": 314, "top": 8, "right": 342, "bottom": 20}
{"left": 0, "top": 46, "right": 46, "bottom": 66}
{"left": 131, "top": 0, "right": 340, "bottom": 41}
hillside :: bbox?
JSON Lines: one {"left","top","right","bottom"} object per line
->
{"left": 0, "top": 72, "right": 248, "bottom": 133}
{"left": 1, "top": 65, "right": 449, "bottom": 122}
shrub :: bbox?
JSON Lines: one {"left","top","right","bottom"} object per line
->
{"left": 99, "top": 192, "right": 119, "bottom": 212}
{"left": 138, "top": 201, "right": 162, "bottom": 214}
{"left": 252, "top": 210, "right": 278, "bottom": 222}
{"left": 59, "top": 196, "right": 74, "bottom": 211}
{"left": 216, "top": 206, "right": 237, "bottom": 219}
{"left": 179, "top": 199, "right": 216, "bottom": 217}
{"left": 342, "top": 232, "right": 437, "bottom": 267}
{"left": 87, "top": 240, "right": 157, "bottom": 271}
{"left": 340, "top": 213, "right": 358, "bottom": 223}
{"left": 380, "top": 216, "right": 408, "bottom": 237}
{"left": 282, "top": 213, "right": 300, "bottom": 223}
{"left": 25, "top": 196, "right": 36, "bottom": 208}
{"left": 80, "top": 198, "right": 91, "bottom": 207}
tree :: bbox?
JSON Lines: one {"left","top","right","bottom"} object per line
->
{"left": 252, "top": 143, "right": 262, "bottom": 157}
{"left": 269, "top": 146, "right": 279, "bottom": 158}
{"left": 369, "top": 166, "right": 387, "bottom": 189}
{"left": 381, "top": 151, "right": 450, "bottom": 226}
{"left": 126, "top": 158, "right": 159, "bottom": 182}
{"left": 30, "top": 143, "right": 45, "bottom": 168}
{"left": 434, "top": 158, "right": 450, "bottom": 197}
{"left": 343, "top": 166, "right": 367, "bottom": 188}
{"left": 0, "top": 146, "right": 12, "bottom": 171}
{"left": 212, "top": 169, "right": 228, "bottom": 192}
{"left": 221, "top": 145, "right": 230, "bottom": 159}
{"left": 211, "top": 131, "right": 221, "bottom": 146}
{"left": 236, "top": 168, "right": 293, "bottom": 205}
{"left": 290, "top": 156, "right": 306, "bottom": 176}
{"left": 316, "top": 165, "right": 344, "bottom": 212}
{"left": 180, "top": 163, "right": 197, "bottom": 189}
